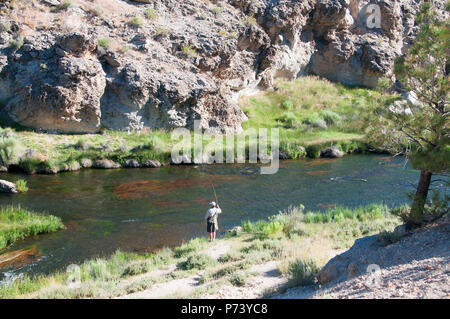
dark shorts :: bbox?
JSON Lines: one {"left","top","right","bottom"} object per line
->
{"left": 207, "top": 221, "right": 216, "bottom": 233}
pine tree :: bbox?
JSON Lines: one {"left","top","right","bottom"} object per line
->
{"left": 368, "top": 2, "right": 449, "bottom": 226}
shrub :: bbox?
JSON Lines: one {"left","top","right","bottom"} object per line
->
{"left": 1, "top": 22, "right": 11, "bottom": 32}
{"left": 242, "top": 220, "right": 284, "bottom": 239}
{"left": 301, "top": 205, "right": 388, "bottom": 224}
{"left": 390, "top": 205, "right": 411, "bottom": 224}
{"left": 129, "top": 16, "right": 145, "bottom": 28}
{"left": 246, "top": 14, "right": 257, "bottom": 26}
{"left": 85, "top": 6, "right": 103, "bottom": 17}
{"left": 55, "top": 0, "right": 71, "bottom": 11}
{"left": 74, "top": 138, "right": 92, "bottom": 151}
{"left": 144, "top": 8, "right": 158, "bottom": 19}
{"left": 200, "top": 262, "right": 250, "bottom": 284}
{"left": 15, "top": 179, "right": 28, "bottom": 193}
{"left": 278, "top": 112, "right": 299, "bottom": 128}
{"left": 228, "top": 272, "right": 247, "bottom": 287}
{"left": 97, "top": 38, "right": 110, "bottom": 48}
{"left": 155, "top": 27, "right": 170, "bottom": 36}
{"left": 336, "top": 140, "right": 362, "bottom": 153}
{"left": 319, "top": 110, "right": 341, "bottom": 125}
{"left": 260, "top": 221, "right": 284, "bottom": 238}
{"left": 424, "top": 191, "right": 449, "bottom": 217}
{"left": 121, "top": 261, "right": 152, "bottom": 277}
{"left": 173, "top": 238, "right": 207, "bottom": 258}
{"left": 9, "top": 35, "right": 24, "bottom": 50}
{"left": 287, "top": 259, "right": 319, "bottom": 286}
{"left": 279, "top": 141, "right": 306, "bottom": 159}
{"left": 152, "top": 247, "right": 173, "bottom": 266}
{"left": 303, "top": 112, "right": 327, "bottom": 129}
{"left": 377, "top": 230, "right": 403, "bottom": 246}
{"left": 240, "top": 241, "right": 265, "bottom": 253}
{"left": 82, "top": 259, "right": 109, "bottom": 281}
{"left": 0, "top": 136, "right": 23, "bottom": 166}
{"left": 281, "top": 100, "right": 294, "bottom": 110}
{"left": 218, "top": 251, "right": 244, "bottom": 263}
{"left": 177, "top": 254, "right": 217, "bottom": 270}
{"left": 305, "top": 144, "right": 321, "bottom": 158}
{"left": 181, "top": 46, "right": 198, "bottom": 57}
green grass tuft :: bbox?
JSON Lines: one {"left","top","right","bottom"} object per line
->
{"left": 144, "top": 8, "right": 158, "bottom": 19}
{"left": 97, "top": 38, "right": 110, "bottom": 48}
{"left": 15, "top": 179, "right": 28, "bottom": 193}
{"left": 129, "top": 16, "right": 145, "bottom": 28}
{"left": 0, "top": 206, "right": 64, "bottom": 250}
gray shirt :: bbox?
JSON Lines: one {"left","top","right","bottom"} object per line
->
{"left": 204, "top": 206, "right": 222, "bottom": 225}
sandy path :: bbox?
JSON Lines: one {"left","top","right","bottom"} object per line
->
{"left": 202, "top": 261, "right": 288, "bottom": 299}
{"left": 119, "top": 275, "right": 202, "bottom": 299}
{"left": 118, "top": 241, "right": 232, "bottom": 299}
{"left": 205, "top": 241, "right": 231, "bottom": 260}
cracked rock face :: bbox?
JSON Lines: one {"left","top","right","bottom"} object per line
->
{"left": 0, "top": 0, "right": 446, "bottom": 133}
{"left": 4, "top": 33, "right": 106, "bottom": 133}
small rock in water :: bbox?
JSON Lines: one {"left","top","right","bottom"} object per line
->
{"left": 320, "top": 146, "right": 344, "bottom": 158}
{"left": 80, "top": 158, "right": 93, "bottom": 168}
{"left": 93, "top": 159, "right": 121, "bottom": 169}
{"left": 143, "top": 160, "right": 161, "bottom": 168}
{"left": 123, "top": 159, "right": 140, "bottom": 168}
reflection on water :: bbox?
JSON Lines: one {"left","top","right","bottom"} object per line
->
{"left": 0, "top": 155, "right": 446, "bottom": 279}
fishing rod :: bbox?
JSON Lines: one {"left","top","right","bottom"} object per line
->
{"left": 211, "top": 182, "right": 219, "bottom": 206}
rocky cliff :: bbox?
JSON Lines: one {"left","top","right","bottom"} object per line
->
{"left": 0, "top": 0, "right": 445, "bottom": 133}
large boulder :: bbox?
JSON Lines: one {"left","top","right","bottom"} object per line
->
{"left": 5, "top": 33, "right": 105, "bottom": 133}
{"left": 0, "top": 179, "right": 18, "bottom": 193}
{"left": 317, "top": 216, "right": 450, "bottom": 285}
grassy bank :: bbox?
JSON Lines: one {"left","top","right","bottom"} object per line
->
{"left": 0, "top": 206, "right": 64, "bottom": 251}
{"left": 0, "top": 77, "right": 380, "bottom": 174}
{"left": 0, "top": 204, "right": 401, "bottom": 299}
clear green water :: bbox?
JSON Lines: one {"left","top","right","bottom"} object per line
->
{"left": 0, "top": 155, "right": 445, "bottom": 280}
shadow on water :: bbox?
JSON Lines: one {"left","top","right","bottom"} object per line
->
{"left": 0, "top": 155, "right": 446, "bottom": 279}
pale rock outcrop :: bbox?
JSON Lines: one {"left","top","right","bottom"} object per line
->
{"left": 0, "top": 179, "right": 18, "bottom": 193}
{"left": 3, "top": 33, "right": 105, "bottom": 133}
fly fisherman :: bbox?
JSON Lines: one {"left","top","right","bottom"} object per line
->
{"left": 204, "top": 201, "right": 222, "bottom": 242}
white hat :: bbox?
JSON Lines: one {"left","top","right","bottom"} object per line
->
{"left": 209, "top": 201, "right": 216, "bottom": 207}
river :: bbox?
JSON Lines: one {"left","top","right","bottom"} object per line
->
{"left": 0, "top": 154, "right": 446, "bottom": 281}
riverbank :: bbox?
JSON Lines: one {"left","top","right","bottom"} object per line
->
{"left": 0, "top": 77, "right": 381, "bottom": 175}
{"left": 0, "top": 204, "right": 401, "bottom": 299}
{"left": 0, "top": 206, "right": 64, "bottom": 251}
{"left": 275, "top": 214, "right": 450, "bottom": 299}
